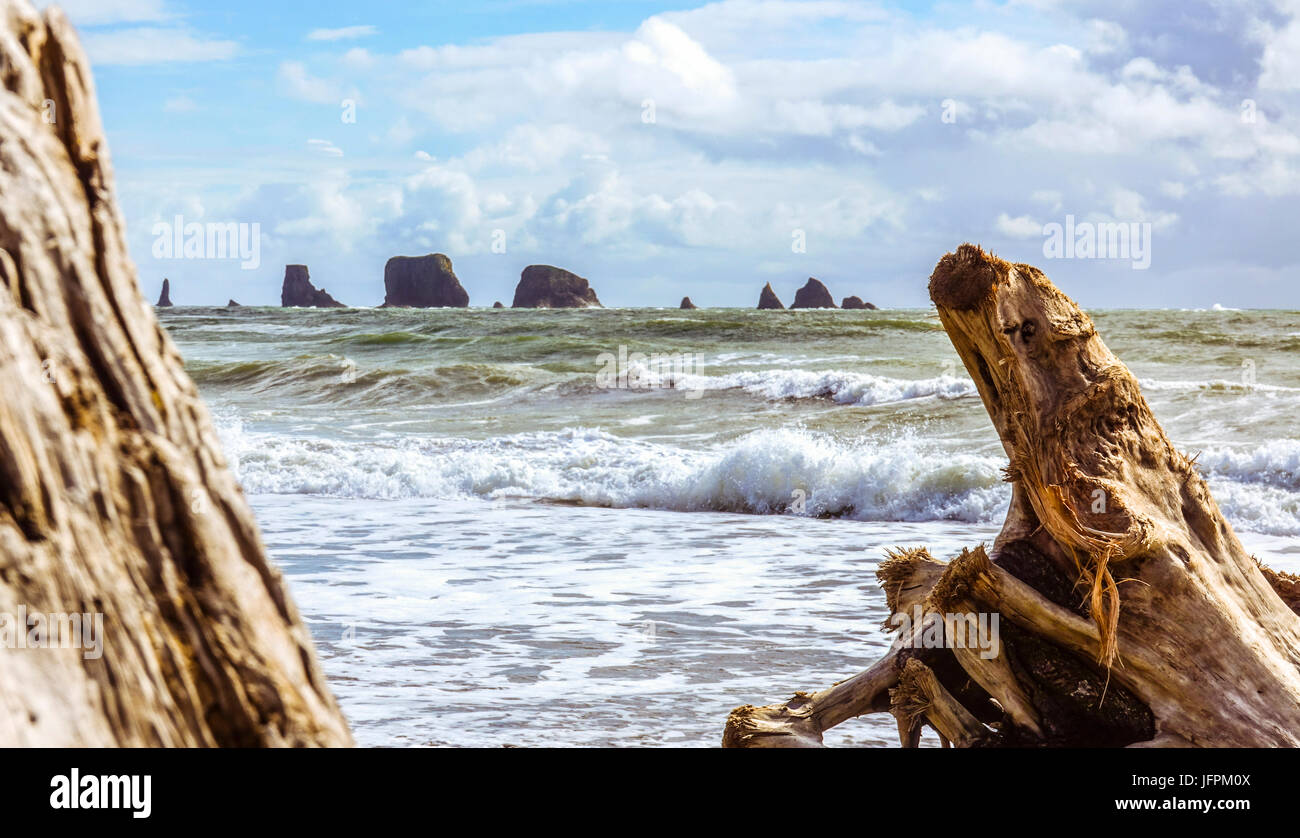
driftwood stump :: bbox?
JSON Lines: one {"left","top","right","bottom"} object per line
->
{"left": 724, "top": 244, "right": 1300, "bottom": 748}
{"left": 0, "top": 0, "right": 351, "bottom": 745}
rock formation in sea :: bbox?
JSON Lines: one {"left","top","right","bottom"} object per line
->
{"left": 680, "top": 296, "right": 698, "bottom": 309}
{"left": 511, "top": 265, "right": 602, "bottom": 308}
{"left": 381, "top": 253, "right": 469, "bottom": 308}
{"left": 841, "top": 296, "right": 877, "bottom": 310}
{"left": 227, "top": 299, "right": 241, "bottom": 307}
{"left": 0, "top": 0, "right": 351, "bottom": 746}
{"left": 493, "top": 301, "right": 504, "bottom": 308}
{"left": 281, "top": 264, "right": 345, "bottom": 308}
{"left": 791, "top": 277, "right": 836, "bottom": 308}
{"left": 156, "top": 278, "right": 173, "bottom": 307}
{"left": 757, "top": 282, "right": 785, "bottom": 310}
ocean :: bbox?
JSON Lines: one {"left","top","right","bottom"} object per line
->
{"left": 160, "top": 305, "right": 1300, "bottom": 746}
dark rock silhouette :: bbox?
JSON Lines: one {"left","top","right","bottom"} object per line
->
{"left": 841, "top": 296, "right": 877, "bottom": 310}
{"left": 792, "top": 277, "right": 836, "bottom": 308}
{"left": 512, "top": 265, "right": 601, "bottom": 308}
{"left": 156, "top": 278, "right": 172, "bottom": 307}
{"left": 680, "top": 296, "right": 698, "bottom": 309}
{"left": 227, "top": 299, "right": 241, "bottom": 307}
{"left": 492, "top": 301, "right": 504, "bottom": 308}
{"left": 281, "top": 265, "right": 345, "bottom": 308}
{"left": 757, "top": 282, "right": 784, "bottom": 310}
{"left": 381, "top": 253, "right": 469, "bottom": 308}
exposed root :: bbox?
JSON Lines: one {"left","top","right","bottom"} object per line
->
{"left": 723, "top": 244, "right": 1300, "bottom": 748}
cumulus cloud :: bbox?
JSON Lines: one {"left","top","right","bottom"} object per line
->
{"left": 111, "top": 0, "right": 1300, "bottom": 306}
{"left": 278, "top": 61, "right": 353, "bottom": 104}
{"left": 996, "top": 213, "right": 1045, "bottom": 238}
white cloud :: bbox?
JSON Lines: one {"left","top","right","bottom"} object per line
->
{"left": 81, "top": 28, "right": 238, "bottom": 65}
{"left": 341, "top": 48, "right": 375, "bottom": 69}
{"left": 1109, "top": 188, "right": 1178, "bottom": 230}
{"left": 996, "top": 213, "right": 1044, "bottom": 238}
{"left": 1082, "top": 18, "right": 1128, "bottom": 55}
{"left": 278, "top": 61, "right": 351, "bottom": 104}
{"left": 307, "top": 139, "right": 344, "bottom": 157}
{"left": 306, "top": 25, "right": 378, "bottom": 42}
{"left": 38, "top": 0, "right": 168, "bottom": 26}
{"left": 110, "top": 0, "right": 1300, "bottom": 306}
{"left": 1259, "top": 15, "right": 1300, "bottom": 90}
{"left": 1160, "top": 181, "right": 1189, "bottom": 199}
{"left": 1031, "top": 190, "right": 1063, "bottom": 212}
{"left": 163, "top": 95, "right": 197, "bottom": 112}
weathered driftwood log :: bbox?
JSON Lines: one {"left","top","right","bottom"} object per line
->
{"left": 724, "top": 243, "right": 1300, "bottom": 748}
{"left": 0, "top": 0, "right": 351, "bottom": 745}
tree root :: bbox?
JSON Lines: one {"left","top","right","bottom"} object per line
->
{"left": 723, "top": 244, "right": 1300, "bottom": 748}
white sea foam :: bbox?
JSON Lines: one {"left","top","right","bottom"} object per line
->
{"left": 1195, "top": 439, "right": 1300, "bottom": 489}
{"left": 218, "top": 422, "right": 1008, "bottom": 523}
{"left": 669, "top": 369, "right": 977, "bottom": 405}
{"left": 1138, "top": 377, "right": 1300, "bottom": 394}
{"left": 216, "top": 419, "right": 1300, "bottom": 534}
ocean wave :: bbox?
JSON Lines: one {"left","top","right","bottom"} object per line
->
{"left": 189, "top": 356, "right": 542, "bottom": 404}
{"left": 1204, "top": 480, "right": 1300, "bottom": 537}
{"left": 1196, "top": 439, "right": 1300, "bottom": 489}
{"left": 217, "top": 423, "right": 1009, "bottom": 523}
{"left": 216, "top": 418, "right": 1300, "bottom": 534}
{"left": 1138, "top": 377, "right": 1300, "bottom": 394}
{"left": 192, "top": 352, "right": 978, "bottom": 411}
{"left": 669, "top": 369, "right": 977, "bottom": 406}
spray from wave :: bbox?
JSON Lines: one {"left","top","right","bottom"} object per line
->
{"left": 218, "top": 421, "right": 1009, "bottom": 523}
{"left": 215, "top": 418, "right": 1300, "bottom": 535}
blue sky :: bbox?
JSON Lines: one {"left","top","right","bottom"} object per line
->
{"left": 40, "top": 0, "right": 1300, "bottom": 308}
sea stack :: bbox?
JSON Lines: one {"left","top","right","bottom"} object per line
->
{"left": 511, "top": 265, "right": 602, "bottom": 308}
{"left": 492, "top": 301, "right": 504, "bottom": 308}
{"left": 382, "top": 253, "right": 469, "bottom": 307}
{"left": 757, "top": 282, "right": 784, "bottom": 310}
{"left": 281, "top": 264, "right": 345, "bottom": 308}
{"left": 841, "top": 296, "right": 877, "bottom": 310}
{"left": 227, "top": 299, "right": 241, "bottom": 307}
{"left": 680, "top": 296, "right": 698, "bottom": 309}
{"left": 156, "top": 278, "right": 172, "bottom": 307}
{"left": 791, "top": 277, "right": 836, "bottom": 308}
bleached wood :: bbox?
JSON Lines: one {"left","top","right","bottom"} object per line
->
{"left": 0, "top": 0, "right": 351, "bottom": 746}
{"left": 724, "top": 244, "right": 1300, "bottom": 748}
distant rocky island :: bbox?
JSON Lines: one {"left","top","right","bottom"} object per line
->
{"left": 757, "top": 282, "right": 784, "bottom": 309}
{"left": 154, "top": 256, "right": 877, "bottom": 310}
{"left": 281, "top": 265, "right": 345, "bottom": 307}
{"left": 381, "top": 254, "right": 468, "bottom": 308}
{"left": 512, "top": 265, "right": 602, "bottom": 308}
{"left": 791, "top": 277, "right": 835, "bottom": 308}
{"left": 841, "top": 296, "right": 876, "bottom": 310}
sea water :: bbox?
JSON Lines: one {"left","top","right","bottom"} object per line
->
{"left": 161, "top": 305, "right": 1300, "bottom": 746}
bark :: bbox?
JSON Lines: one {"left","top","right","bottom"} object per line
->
{"left": 724, "top": 244, "right": 1300, "bottom": 748}
{"left": 0, "top": 0, "right": 351, "bottom": 746}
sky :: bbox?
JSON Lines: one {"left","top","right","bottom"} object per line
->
{"left": 37, "top": 0, "right": 1300, "bottom": 308}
